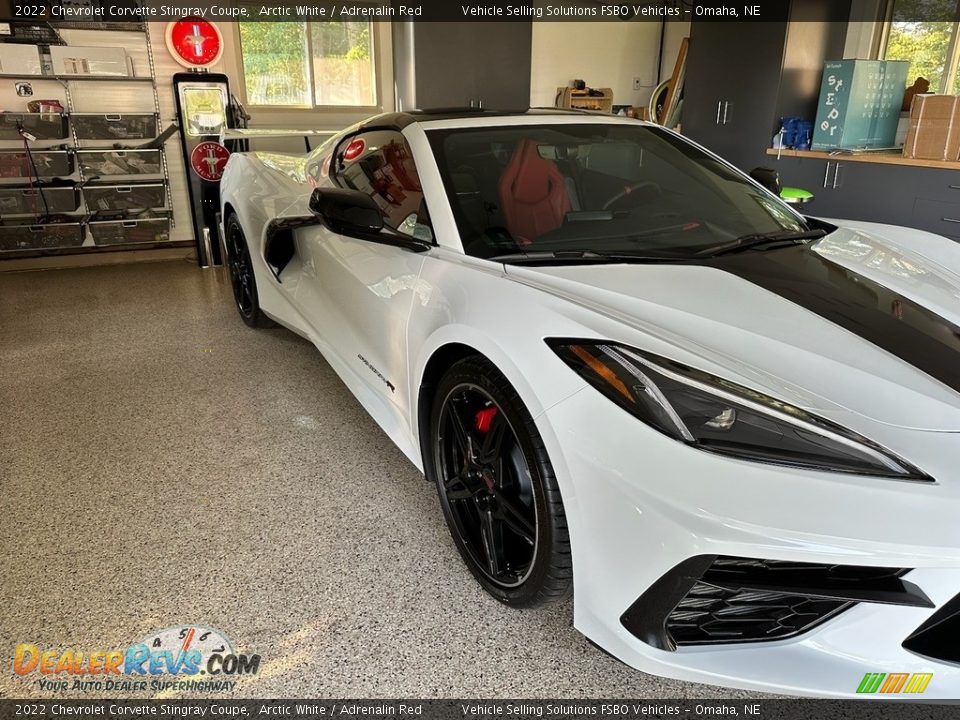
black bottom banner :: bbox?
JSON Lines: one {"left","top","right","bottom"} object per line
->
{"left": 1, "top": 700, "right": 958, "bottom": 720}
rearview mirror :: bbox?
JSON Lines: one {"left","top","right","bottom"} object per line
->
{"left": 749, "top": 167, "right": 782, "bottom": 196}
{"left": 309, "top": 187, "right": 383, "bottom": 236}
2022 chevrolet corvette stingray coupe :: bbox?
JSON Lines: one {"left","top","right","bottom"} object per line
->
{"left": 220, "top": 109, "right": 960, "bottom": 697}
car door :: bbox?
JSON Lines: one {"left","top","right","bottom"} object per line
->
{"left": 295, "top": 129, "right": 433, "bottom": 438}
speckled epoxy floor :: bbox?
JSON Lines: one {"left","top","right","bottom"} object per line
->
{"left": 0, "top": 259, "right": 759, "bottom": 699}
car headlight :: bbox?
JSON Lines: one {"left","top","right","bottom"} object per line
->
{"left": 548, "top": 340, "right": 932, "bottom": 481}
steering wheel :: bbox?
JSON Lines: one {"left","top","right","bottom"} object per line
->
{"left": 602, "top": 181, "right": 660, "bottom": 210}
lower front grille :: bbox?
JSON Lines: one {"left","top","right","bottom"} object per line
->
{"left": 668, "top": 579, "right": 851, "bottom": 645}
{"left": 621, "top": 555, "right": 932, "bottom": 651}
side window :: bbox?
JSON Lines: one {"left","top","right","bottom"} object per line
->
{"left": 334, "top": 130, "right": 433, "bottom": 242}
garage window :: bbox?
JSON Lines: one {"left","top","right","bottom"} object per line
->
{"left": 882, "top": 0, "right": 960, "bottom": 93}
{"left": 238, "top": 21, "right": 377, "bottom": 108}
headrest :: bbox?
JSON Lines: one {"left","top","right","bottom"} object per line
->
{"left": 506, "top": 139, "right": 558, "bottom": 204}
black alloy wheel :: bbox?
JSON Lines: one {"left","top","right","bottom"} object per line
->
{"left": 429, "top": 356, "right": 572, "bottom": 607}
{"left": 225, "top": 214, "right": 274, "bottom": 328}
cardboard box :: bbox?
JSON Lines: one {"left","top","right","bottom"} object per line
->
{"left": 903, "top": 94, "right": 960, "bottom": 160}
{"left": 812, "top": 60, "right": 909, "bottom": 150}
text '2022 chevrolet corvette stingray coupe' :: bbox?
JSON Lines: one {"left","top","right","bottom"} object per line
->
{"left": 220, "top": 110, "right": 960, "bottom": 697}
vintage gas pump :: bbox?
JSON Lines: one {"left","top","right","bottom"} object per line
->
{"left": 166, "top": 19, "right": 232, "bottom": 267}
{"left": 172, "top": 71, "right": 232, "bottom": 266}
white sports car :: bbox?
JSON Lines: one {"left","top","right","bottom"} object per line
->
{"left": 220, "top": 110, "right": 960, "bottom": 698}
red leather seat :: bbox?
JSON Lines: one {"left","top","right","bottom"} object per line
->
{"left": 498, "top": 139, "right": 571, "bottom": 245}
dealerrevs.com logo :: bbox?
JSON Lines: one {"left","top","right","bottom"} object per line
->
{"left": 13, "top": 626, "right": 260, "bottom": 693}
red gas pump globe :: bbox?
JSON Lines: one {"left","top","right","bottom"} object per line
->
{"left": 190, "top": 142, "right": 230, "bottom": 182}
{"left": 165, "top": 19, "right": 224, "bottom": 68}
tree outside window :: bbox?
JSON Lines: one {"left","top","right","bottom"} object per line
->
{"left": 238, "top": 21, "right": 377, "bottom": 108}
{"left": 883, "top": 0, "right": 960, "bottom": 93}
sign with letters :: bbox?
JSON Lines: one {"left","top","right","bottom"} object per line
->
{"left": 812, "top": 60, "right": 909, "bottom": 151}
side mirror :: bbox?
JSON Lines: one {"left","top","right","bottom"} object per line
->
{"left": 309, "top": 187, "right": 383, "bottom": 236}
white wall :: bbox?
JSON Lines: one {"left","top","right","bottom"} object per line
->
{"left": 844, "top": 0, "right": 887, "bottom": 58}
{"left": 529, "top": 22, "right": 663, "bottom": 109}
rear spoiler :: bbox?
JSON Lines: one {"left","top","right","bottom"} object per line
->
{"left": 219, "top": 128, "right": 339, "bottom": 152}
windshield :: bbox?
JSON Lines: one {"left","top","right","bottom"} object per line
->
{"left": 426, "top": 123, "right": 810, "bottom": 261}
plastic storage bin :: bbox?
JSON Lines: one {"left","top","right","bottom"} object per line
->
{"left": 0, "top": 222, "right": 85, "bottom": 251}
{"left": 0, "top": 185, "right": 81, "bottom": 215}
{"left": 70, "top": 113, "right": 158, "bottom": 141}
{"left": 83, "top": 183, "right": 165, "bottom": 212}
{"left": 0, "top": 44, "right": 43, "bottom": 75}
{"left": 49, "top": 45, "right": 129, "bottom": 77}
{"left": 88, "top": 217, "right": 170, "bottom": 245}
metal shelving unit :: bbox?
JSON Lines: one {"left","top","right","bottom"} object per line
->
{"left": 51, "top": 22, "right": 148, "bottom": 33}
{"left": 0, "top": 23, "right": 175, "bottom": 256}
{"left": 0, "top": 74, "right": 156, "bottom": 82}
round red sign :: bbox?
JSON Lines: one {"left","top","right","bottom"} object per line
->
{"left": 190, "top": 142, "right": 230, "bottom": 182}
{"left": 343, "top": 138, "right": 365, "bottom": 161}
{"left": 165, "top": 19, "right": 223, "bottom": 68}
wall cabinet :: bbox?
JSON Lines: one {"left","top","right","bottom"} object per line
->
{"left": 393, "top": 22, "right": 532, "bottom": 110}
{"left": 685, "top": 2, "right": 960, "bottom": 241}
{"left": 683, "top": 0, "right": 851, "bottom": 172}
{"left": 683, "top": 21, "right": 788, "bottom": 171}
{"left": 771, "top": 155, "right": 960, "bottom": 240}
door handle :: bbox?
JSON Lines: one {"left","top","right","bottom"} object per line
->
{"left": 832, "top": 162, "right": 842, "bottom": 189}
{"left": 823, "top": 162, "right": 832, "bottom": 188}
{"left": 716, "top": 100, "right": 723, "bottom": 125}
{"left": 941, "top": 217, "right": 960, "bottom": 224}
{"left": 722, "top": 101, "right": 730, "bottom": 125}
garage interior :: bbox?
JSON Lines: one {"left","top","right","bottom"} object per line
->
{"left": 1, "top": 0, "right": 955, "bottom": 698}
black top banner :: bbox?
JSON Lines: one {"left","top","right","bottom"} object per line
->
{"left": 0, "top": 0, "right": 837, "bottom": 24}
{"left": 1, "top": 0, "right": 957, "bottom": 23}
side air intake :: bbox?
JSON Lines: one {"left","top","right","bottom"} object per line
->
{"left": 621, "top": 555, "right": 932, "bottom": 651}
{"left": 903, "top": 591, "right": 960, "bottom": 664}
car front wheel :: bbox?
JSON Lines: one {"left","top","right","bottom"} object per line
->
{"left": 428, "top": 356, "right": 572, "bottom": 607}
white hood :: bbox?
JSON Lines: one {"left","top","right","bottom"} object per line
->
{"left": 505, "top": 224, "right": 960, "bottom": 432}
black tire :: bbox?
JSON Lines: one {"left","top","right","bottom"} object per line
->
{"left": 224, "top": 214, "right": 275, "bottom": 328}
{"left": 427, "top": 356, "right": 572, "bottom": 607}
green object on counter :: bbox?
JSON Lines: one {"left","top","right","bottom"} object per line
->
{"left": 780, "top": 187, "right": 814, "bottom": 206}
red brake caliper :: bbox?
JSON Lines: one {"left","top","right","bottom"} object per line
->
{"left": 475, "top": 407, "right": 498, "bottom": 433}
{"left": 474, "top": 407, "right": 498, "bottom": 492}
